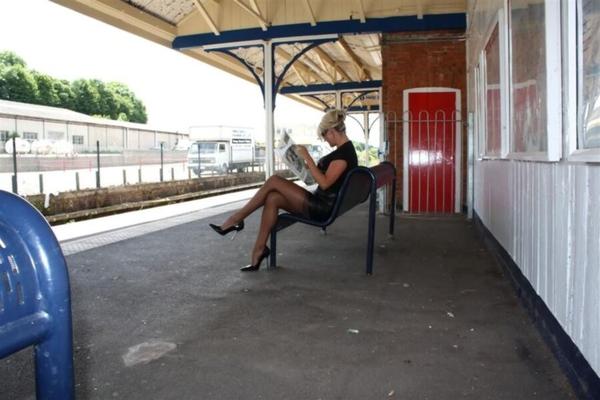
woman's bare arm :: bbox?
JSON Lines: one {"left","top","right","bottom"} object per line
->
{"left": 295, "top": 146, "right": 347, "bottom": 190}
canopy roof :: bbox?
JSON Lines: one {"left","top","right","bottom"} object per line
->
{"left": 51, "top": 0, "right": 466, "bottom": 111}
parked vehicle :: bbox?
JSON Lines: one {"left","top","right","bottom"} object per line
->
{"left": 187, "top": 126, "right": 254, "bottom": 175}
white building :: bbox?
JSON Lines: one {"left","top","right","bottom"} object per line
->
{"left": 0, "top": 99, "right": 188, "bottom": 153}
{"left": 468, "top": 0, "right": 600, "bottom": 388}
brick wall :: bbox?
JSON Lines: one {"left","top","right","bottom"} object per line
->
{"left": 382, "top": 30, "right": 466, "bottom": 211}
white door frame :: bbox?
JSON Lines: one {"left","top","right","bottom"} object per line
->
{"left": 402, "top": 87, "right": 462, "bottom": 213}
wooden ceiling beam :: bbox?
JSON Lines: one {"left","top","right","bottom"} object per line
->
{"left": 291, "top": 65, "right": 308, "bottom": 86}
{"left": 233, "top": 0, "right": 268, "bottom": 31}
{"left": 356, "top": 0, "right": 366, "bottom": 23}
{"left": 302, "top": 0, "right": 317, "bottom": 27}
{"left": 416, "top": 0, "right": 428, "bottom": 19}
{"left": 338, "top": 37, "right": 372, "bottom": 80}
{"left": 276, "top": 47, "right": 333, "bottom": 85}
{"left": 312, "top": 46, "right": 352, "bottom": 82}
{"left": 192, "top": 0, "right": 220, "bottom": 36}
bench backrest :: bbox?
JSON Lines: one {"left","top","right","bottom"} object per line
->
{"left": 0, "top": 190, "right": 74, "bottom": 399}
{"left": 325, "top": 161, "right": 396, "bottom": 225}
{"left": 328, "top": 167, "right": 374, "bottom": 222}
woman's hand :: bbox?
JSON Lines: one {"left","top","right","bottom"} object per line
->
{"left": 294, "top": 145, "right": 310, "bottom": 162}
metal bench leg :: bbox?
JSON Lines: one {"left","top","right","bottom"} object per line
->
{"left": 269, "top": 230, "right": 277, "bottom": 268}
{"left": 366, "top": 190, "right": 377, "bottom": 275}
{"left": 35, "top": 300, "right": 74, "bottom": 400}
{"left": 390, "top": 178, "right": 396, "bottom": 236}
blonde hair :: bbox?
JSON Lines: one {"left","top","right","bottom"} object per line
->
{"left": 318, "top": 109, "right": 346, "bottom": 136}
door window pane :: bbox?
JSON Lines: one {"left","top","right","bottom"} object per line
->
{"left": 580, "top": 0, "right": 600, "bottom": 148}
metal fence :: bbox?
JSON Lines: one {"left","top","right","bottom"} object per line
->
{"left": 1, "top": 139, "right": 268, "bottom": 196}
{"left": 384, "top": 110, "right": 463, "bottom": 214}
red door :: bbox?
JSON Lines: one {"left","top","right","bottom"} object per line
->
{"left": 405, "top": 90, "right": 459, "bottom": 213}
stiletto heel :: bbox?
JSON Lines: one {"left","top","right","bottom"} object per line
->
{"left": 241, "top": 247, "right": 270, "bottom": 272}
{"left": 209, "top": 220, "right": 244, "bottom": 237}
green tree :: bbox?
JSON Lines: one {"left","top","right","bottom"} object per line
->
{"left": 129, "top": 97, "right": 147, "bottom": 123}
{"left": 108, "top": 81, "right": 147, "bottom": 123}
{"left": 0, "top": 51, "right": 26, "bottom": 68}
{"left": 90, "top": 79, "right": 118, "bottom": 118}
{"left": 71, "top": 79, "right": 101, "bottom": 115}
{"left": 0, "top": 64, "right": 38, "bottom": 103}
{"left": 32, "top": 71, "right": 61, "bottom": 106}
{"left": 0, "top": 51, "right": 148, "bottom": 123}
{"left": 54, "top": 79, "right": 75, "bottom": 109}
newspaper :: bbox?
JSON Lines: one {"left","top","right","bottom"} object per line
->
{"left": 274, "top": 130, "right": 315, "bottom": 185}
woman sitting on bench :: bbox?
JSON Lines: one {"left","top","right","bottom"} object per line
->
{"left": 209, "top": 109, "right": 358, "bottom": 271}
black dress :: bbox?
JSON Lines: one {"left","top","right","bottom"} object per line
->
{"left": 306, "top": 141, "right": 358, "bottom": 221}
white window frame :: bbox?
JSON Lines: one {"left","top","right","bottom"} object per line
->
{"left": 565, "top": 0, "right": 600, "bottom": 161}
{"left": 474, "top": 62, "right": 484, "bottom": 160}
{"left": 506, "top": 0, "right": 562, "bottom": 161}
{"left": 480, "top": 9, "right": 510, "bottom": 159}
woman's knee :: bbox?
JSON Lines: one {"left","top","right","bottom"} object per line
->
{"left": 265, "top": 191, "right": 284, "bottom": 208}
{"left": 265, "top": 175, "right": 285, "bottom": 188}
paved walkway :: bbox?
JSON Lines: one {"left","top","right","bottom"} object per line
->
{"left": 0, "top": 196, "right": 575, "bottom": 399}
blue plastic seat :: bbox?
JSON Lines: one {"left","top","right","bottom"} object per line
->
{"left": 0, "top": 190, "right": 74, "bottom": 399}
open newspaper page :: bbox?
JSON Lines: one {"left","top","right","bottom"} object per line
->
{"left": 274, "top": 131, "right": 315, "bottom": 185}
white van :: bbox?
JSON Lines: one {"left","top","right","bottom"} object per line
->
{"left": 187, "top": 126, "right": 254, "bottom": 175}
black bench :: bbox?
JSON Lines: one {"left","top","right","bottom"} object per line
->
{"left": 269, "top": 161, "right": 397, "bottom": 275}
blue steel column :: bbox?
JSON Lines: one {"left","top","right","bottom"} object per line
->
{"left": 366, "top": 178, "right": 377, "bottom": 275}
{"left": 264, "top": 40, "right": 275, "bottom": 178}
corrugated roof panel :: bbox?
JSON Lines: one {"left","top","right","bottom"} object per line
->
{"left": 127, "top": 0, "right": 195, "bottom": 25}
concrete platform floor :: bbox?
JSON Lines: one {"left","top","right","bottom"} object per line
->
{"left": 1, "top": 203, "right": 575, "bottom": 399}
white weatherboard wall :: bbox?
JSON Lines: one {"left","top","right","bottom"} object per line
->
{"left": 468, "top": 0, "right": 600, "bottom": 377}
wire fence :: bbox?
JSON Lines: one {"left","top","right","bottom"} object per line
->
{"left": 1, "top": 139, "right": 274, "bottom": 196}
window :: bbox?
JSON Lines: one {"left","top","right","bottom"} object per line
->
{"left": 566, "top": 0, "right": 600, "bottom": 160}
{"left": 0, "top": 131, "right": 8, "bottom": 142}
{"left": 481, "top": 21, "right": 504, "bottom": 158}
{"left": 22, "top": 132, "right": 38, "bottom": 141}
{"left": 47, "top": 131, "right": 64, "bottom": 141}
{"left": 578, "top": 0, "right": 600, "bottom": 149}
{"left": 508, "top": 0, "right": 562, "bottom": 160}
{"left": 510, "top": 1, "right": 546, "bottom": 153}
{"left": 219, "top": 143, "right": 226, "bottom": 152}
{"left": 72, "top": 135, "right": 84, "bottom": 145}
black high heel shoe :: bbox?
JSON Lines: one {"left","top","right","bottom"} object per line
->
{"left": 241, "top": 247, "right": 270, "bottom": 272}
{"left": 209, "top": 221, "right": 244, "bottom": 239}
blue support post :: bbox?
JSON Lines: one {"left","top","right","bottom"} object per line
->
{"left": 390, "top": 173, "right": 397, "bottom": 235}
{"left": 366, "top": 180, "right": 377, "bottom": 275}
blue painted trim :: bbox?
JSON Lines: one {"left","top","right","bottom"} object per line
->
{"left": 173, "top": 14, "right": 466, "bottom": 49}
{"left": 280, "top": 80, "right": 382, "bottom": 94}
{"left": 207, "top": 48, "right": 265, "bottom": 100}
{"left": 473, "top": 212, "right": 600, "bottom": 400}
{"left": 300, "top": 95, "right": 379, "bottom": 112}
{"left": 346, "top": 90, "right": 377, "bottom": 109}
{"left": 346, "top": 105, "right": 380, "bottom": 112}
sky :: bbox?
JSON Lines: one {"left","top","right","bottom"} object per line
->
{"left": 0, "top": 0, "right": 378, "bottom": 145}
